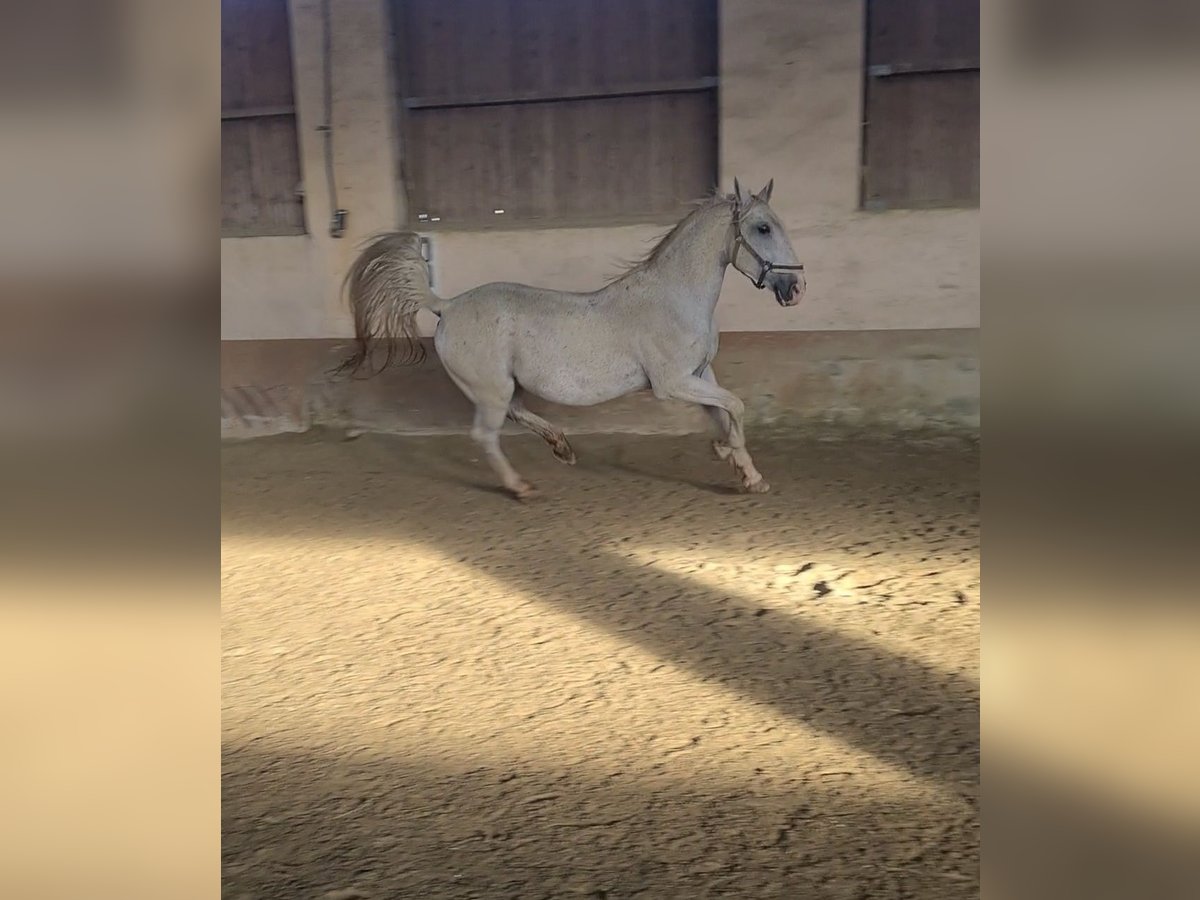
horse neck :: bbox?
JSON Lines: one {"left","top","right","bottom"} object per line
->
{"left": 641, "top": 201, "right": 732, "bottom": 322}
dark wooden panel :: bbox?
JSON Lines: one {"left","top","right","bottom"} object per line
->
{"left": 396, "top": 0, "right": 717, "bottom": 101}
{"left": 863, "top": 71, "right": 979, "bottom": 209}
{"left": 221, "top": 0, "right": 303, "bottom": 234}
{"left": 221, "top": 118, "right": 306, "bottom": 234}
{"left": 405, "top": 92, "right": 717, "bottom": 226}
{"left": 868, "top": 0, "right": 979, "bottom": 69}
{"left": 221, "top": 0, "right": 296, "bottom": 110}
{"left": 650, "top": 0, "right": 720, "bottom": 81}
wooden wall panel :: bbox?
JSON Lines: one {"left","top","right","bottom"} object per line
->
{"left": 221, "top": 0, "right": 296, "bottom": 110}
{"left": 405, "top": 93, "right": 717, "bottom": 226}
{"left": 868, "top": 0, "right": 979, "bottom": 70}
{"left": 398, "top": 0, "right": 717, "bottom": 100}
{"left": 222, "top": 117, "right": 306, "bottom": 234}
{"left": 221, "top": 0, "right": 304, "bottom": 234}
{"left": 394, "top": 0, "right": 719, "bottom": 226}
{"left": 863, "top": 0, "right": 979, "bottom": 209}
{"left": 863, "top": 71, "right": 979, "bottom": 209}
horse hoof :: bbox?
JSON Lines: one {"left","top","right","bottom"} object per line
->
{"left": 743, "top": 478, "right": 771, "bottom": 494}
{"left": 512, "top": 482, "right": 539, "bottom": 501}
{"left": 552, "top": 443, "right": 577, "bottom": 465}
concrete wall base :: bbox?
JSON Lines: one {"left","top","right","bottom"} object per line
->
{"left": 221, "top": 330, "right": 979, "bottom": 440}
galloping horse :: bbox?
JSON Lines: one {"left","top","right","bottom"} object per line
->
{"left": 338, "top": 179, "right": 805, "bottom": 498}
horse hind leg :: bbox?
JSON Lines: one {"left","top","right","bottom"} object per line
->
{"left": 508, "top": 393, "right": 576, "bottom": 465}
{"left": 439, "top": 352, "right": 536, "bottom": 499}
{"left": 471, "top": 402, "right": 537, "bottom": 500}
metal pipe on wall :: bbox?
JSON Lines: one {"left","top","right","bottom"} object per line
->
{"left": 319, "top": 0, "right": 347, "bottom": 237}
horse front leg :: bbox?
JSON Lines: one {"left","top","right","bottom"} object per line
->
{"left": 652, "top": 373, "right": 769, "bottom": 493}
{"left": 699, "top": 365, "right": 734, "bottom": 462}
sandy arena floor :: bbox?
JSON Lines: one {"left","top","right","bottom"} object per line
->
{"left": 222, "top": 430, "right": 979, "bottom": 899}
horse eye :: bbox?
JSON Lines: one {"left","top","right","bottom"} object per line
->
{"left": 757, "top": 224, "right": 771, "bottom": 235}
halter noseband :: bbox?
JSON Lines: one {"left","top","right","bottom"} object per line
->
{"left": 728, "top": 199, "right": 805, "bottom": 290}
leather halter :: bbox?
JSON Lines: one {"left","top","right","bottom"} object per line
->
{"left": 728, "top": 199, "right": 805, "bottom": 290}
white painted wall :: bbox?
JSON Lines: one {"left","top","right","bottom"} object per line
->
{"left": 221, "top": 0, "right": 979, "bottom": 340}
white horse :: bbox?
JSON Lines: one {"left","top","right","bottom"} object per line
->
{"left": 338, "top": 179, "right": 805, "bottom": 499}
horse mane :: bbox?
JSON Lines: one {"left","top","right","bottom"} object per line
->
{"left": 607, "top": 189, "right": 733, "bottom": 282}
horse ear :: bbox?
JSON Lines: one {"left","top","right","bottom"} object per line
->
{"left": 757, "top": 179, "right": 774, "bottom": 203}
{"left": 733, "top": 178, "right": 752, "bottom": 208}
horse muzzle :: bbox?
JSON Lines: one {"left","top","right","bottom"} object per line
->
{"left": 772, "top": 273, "right": 804, "bottom": 307}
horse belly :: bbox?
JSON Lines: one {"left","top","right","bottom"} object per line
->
{"left": 515, "top": 353, "right": 647, "bottom": 407}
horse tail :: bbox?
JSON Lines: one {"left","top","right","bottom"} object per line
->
{"left": 333, "top": 231, "right": 445, "bottom": 376}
